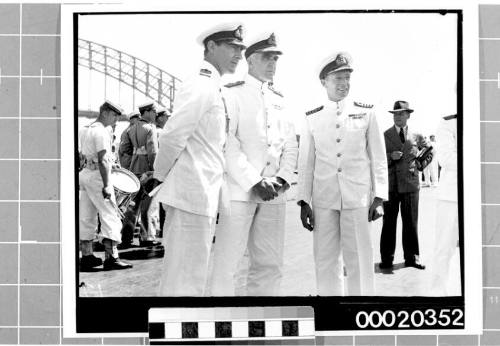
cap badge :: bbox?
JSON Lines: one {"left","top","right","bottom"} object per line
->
{"left": 267, "top": 33, "right": 276, "bottom": 45}
{"left": 234, "top": 25, "right": 243, "bottom": 40}
{"left": 336, "top": 54, "right": 347, "bottom": 65}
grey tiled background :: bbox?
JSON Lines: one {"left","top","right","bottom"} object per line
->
{"left": 0, "top": 3, "right": 498, "bottom": 345}
{"left": 0, "top": 79, "right": 20, "bottom": 117}
{"left": 0, "top": 36, "right": 20, "bottom": 75}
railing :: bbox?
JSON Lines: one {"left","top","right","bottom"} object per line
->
{"left": 78, "top": 38, "right": 181, "bottom": 112}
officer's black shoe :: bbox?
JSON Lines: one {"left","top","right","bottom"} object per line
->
{"left": 139, "top": 240, "right": 161, "bottom": 247}
{"left": 404, "top": 260, "right": 426, "bottom": 270}
{"left": 80, "top": 255, "right": 103, "bottom": 270}
{"left": 378, "top": 261, "right": 393, "bottom": 270}
{"left": 103, "top": 257, "right": 133, "bottom": 270}
{"left": 117, "top": 242, "right": 134, "bottom": 250}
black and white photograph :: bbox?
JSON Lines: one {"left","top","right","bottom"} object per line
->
{"left": 60, "top": 3, "right": 482, "bottom": 336}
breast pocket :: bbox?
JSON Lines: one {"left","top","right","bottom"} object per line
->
{"left": 346, "top": 116, "right": 369, "bottom": 130}
{"left": 344, "top": 125, "right": 367, "bottom": 153}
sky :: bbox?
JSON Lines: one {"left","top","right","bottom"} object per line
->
{"left": 78, "top": 11, "right": 458, "bottom": 136}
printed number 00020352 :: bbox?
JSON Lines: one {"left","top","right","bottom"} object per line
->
{"left": 355, "top": 308, "right": 464, "bottom": 329}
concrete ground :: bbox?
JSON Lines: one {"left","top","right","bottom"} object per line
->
{"left": 79, "top": 185, "right": 461, "bottom": 297}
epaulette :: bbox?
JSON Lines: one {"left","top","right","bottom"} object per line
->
{"left": 199, "top": 68, "right": 212, "bottom": 78}
{"left": 443, "top": 114, "right": 457, "bottom": 120}
{"left": 354, "top": 101, "right": 374, "bottom": 108}
{"left": 224, "top": 81, "right": 245, "bottom": 88}
{"left": 268, "top": 84, "right": 283, "bottom": 97}
{"left": 305, "top": 105, "right": 324, "bottom": 116}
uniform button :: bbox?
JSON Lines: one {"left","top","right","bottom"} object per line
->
{"left": 337, "top": 153, "right": 342, "bottom": 157}
{"left": 268, "top": 144, "right": 271, "bottom": 147}
{"left": 336, "top": 138, "right": 341, "bottom": 143}
{"left": 337, "top": 111, "right": 342, "bottom": 116}
{"left": 267, "top": 125, "right": 271, "bottom": 129}
{"left": 338, "top": 168, "right": 342, "bottom": 173}
{"left": 336, "top": 124, "right": 340, "bottom": 128}
{"left": 266, "top": 162, "right": 271, "bottom": 166}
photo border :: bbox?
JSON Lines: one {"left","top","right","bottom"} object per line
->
{"left": 60, "top": 1, "right": 482, "bottom": 337}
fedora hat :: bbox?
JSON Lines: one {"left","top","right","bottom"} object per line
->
{"left": 389, "top": 100, "right": 414, "bottom": 114}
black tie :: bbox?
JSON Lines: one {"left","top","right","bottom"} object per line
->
{"left": 399, "top": 127, "right": 405, "bottom": 143}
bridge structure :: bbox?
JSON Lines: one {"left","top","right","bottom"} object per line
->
{"left": 78, "top": 38, "right": 182, "bottom": 114}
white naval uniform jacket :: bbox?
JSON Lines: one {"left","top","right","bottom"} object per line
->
{"left": 436, "top": 116, "right": 457, "bottom": 202}
{"left": 153, "top": 61, "right": 226, "bottom": 217}
{"left": 297, "top": 98, "right": 388, "bottom": 210}
{"left": 223, "top": 75, "right": 298, "bottom": 204}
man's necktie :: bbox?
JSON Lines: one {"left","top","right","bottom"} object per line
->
{"left": 399, "top": 127, "right": 405, "bottom": 143}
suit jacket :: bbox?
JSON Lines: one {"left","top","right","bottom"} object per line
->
{"left": 384, "top": 126, "right": 432, "bottom": 194}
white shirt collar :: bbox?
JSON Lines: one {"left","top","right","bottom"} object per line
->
{"left": 394, "top": 125, "right": 408, "bottom": 134}
{"left": 326, "top": 97, "right": 346, "bottom": 111}
{"left": 89, "top": 121, "right": 104, "bottom": 128}
{"left": 245, "top": 74, "right": 267, "bottom": 90}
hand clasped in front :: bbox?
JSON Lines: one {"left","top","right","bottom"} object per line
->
{"left": 252, "top": 177, "right": 283, "bottom": 201}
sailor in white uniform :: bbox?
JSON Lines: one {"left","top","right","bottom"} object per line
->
{"left": 151, "top": 24, "right": 246, "bottom": 296}
{"left": 430, "top": 114, "right": 459, "bottom": 295}
{"left": 210, "top": 33, "right": 298, "bottom": 296}
{"left": 79, "top": 100, "right": 133, "bottom": 271}
{"left": 297, "top": 52, "right": 388, "bottom": 296}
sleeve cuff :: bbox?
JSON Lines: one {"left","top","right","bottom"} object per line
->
{"left": 153, "top": 171, "right": 166, "bottom": 182}
{"left": 276, "top": 170, "right": 293, "bottom": 186}
{"left": 374, "top": 191, "right": 388, "bottom": 201}
{"left": 239, "top": 173, "right": 262, "bottom": 192}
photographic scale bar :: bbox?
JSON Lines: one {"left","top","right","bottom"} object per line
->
{"left": 148, "top": 306, "right": 315, "bottom": 345}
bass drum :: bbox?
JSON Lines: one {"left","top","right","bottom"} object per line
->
{"left": 111, "top": 167, "right": 140, "bottom": 219}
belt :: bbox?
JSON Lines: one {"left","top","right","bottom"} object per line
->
{"left": 133, "top": 146, "right": 148, "bottom": 155}
{"left": 84, "top": 161, "right": 99, "bottom": 170}
{"left": 81, "top": 156, "right": 99, "bottom": 170}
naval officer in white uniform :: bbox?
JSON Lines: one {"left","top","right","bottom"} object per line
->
{"left": 297, "top": 52, "right": 388, "bottom": 296}
{"left": 430, "top": 114, "right": 459, "bottom": 295}
{"left": 210, "top": 33, "right": 298, "bottom": 296}
{"left": 151, "top": 24, "right": 246, "bottom": 296}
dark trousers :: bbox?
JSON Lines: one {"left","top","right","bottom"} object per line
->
{"left": 380, "top": 190, "right": 420, "bottom": 263}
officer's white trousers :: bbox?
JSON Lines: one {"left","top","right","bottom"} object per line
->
{"left": 313, "top": 207, "right": 374, "bottom": 296}
{"left": 158, "top": 205, "right": 216, "bottom": 296}
{"left": 210, "top": 201, "right": 286, "bottom": 296}
{"left": 430, "top": 200, "right": 459, "bottom": 295}
{"left": 145, "top": 195, "right": 160, "bottom": 240}
{"left": 426, "top": 159, "right": 439, "bottom": 185}
{"left": 79, "top": 169, "right": 122, "bottom": 242}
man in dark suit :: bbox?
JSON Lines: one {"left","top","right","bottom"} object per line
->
{"left": 380, "top": 101, "right": 433, "bottom": 270}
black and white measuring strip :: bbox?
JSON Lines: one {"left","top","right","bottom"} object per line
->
{"left": 148, "top": 307, "right": 315, "bottom": 344}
